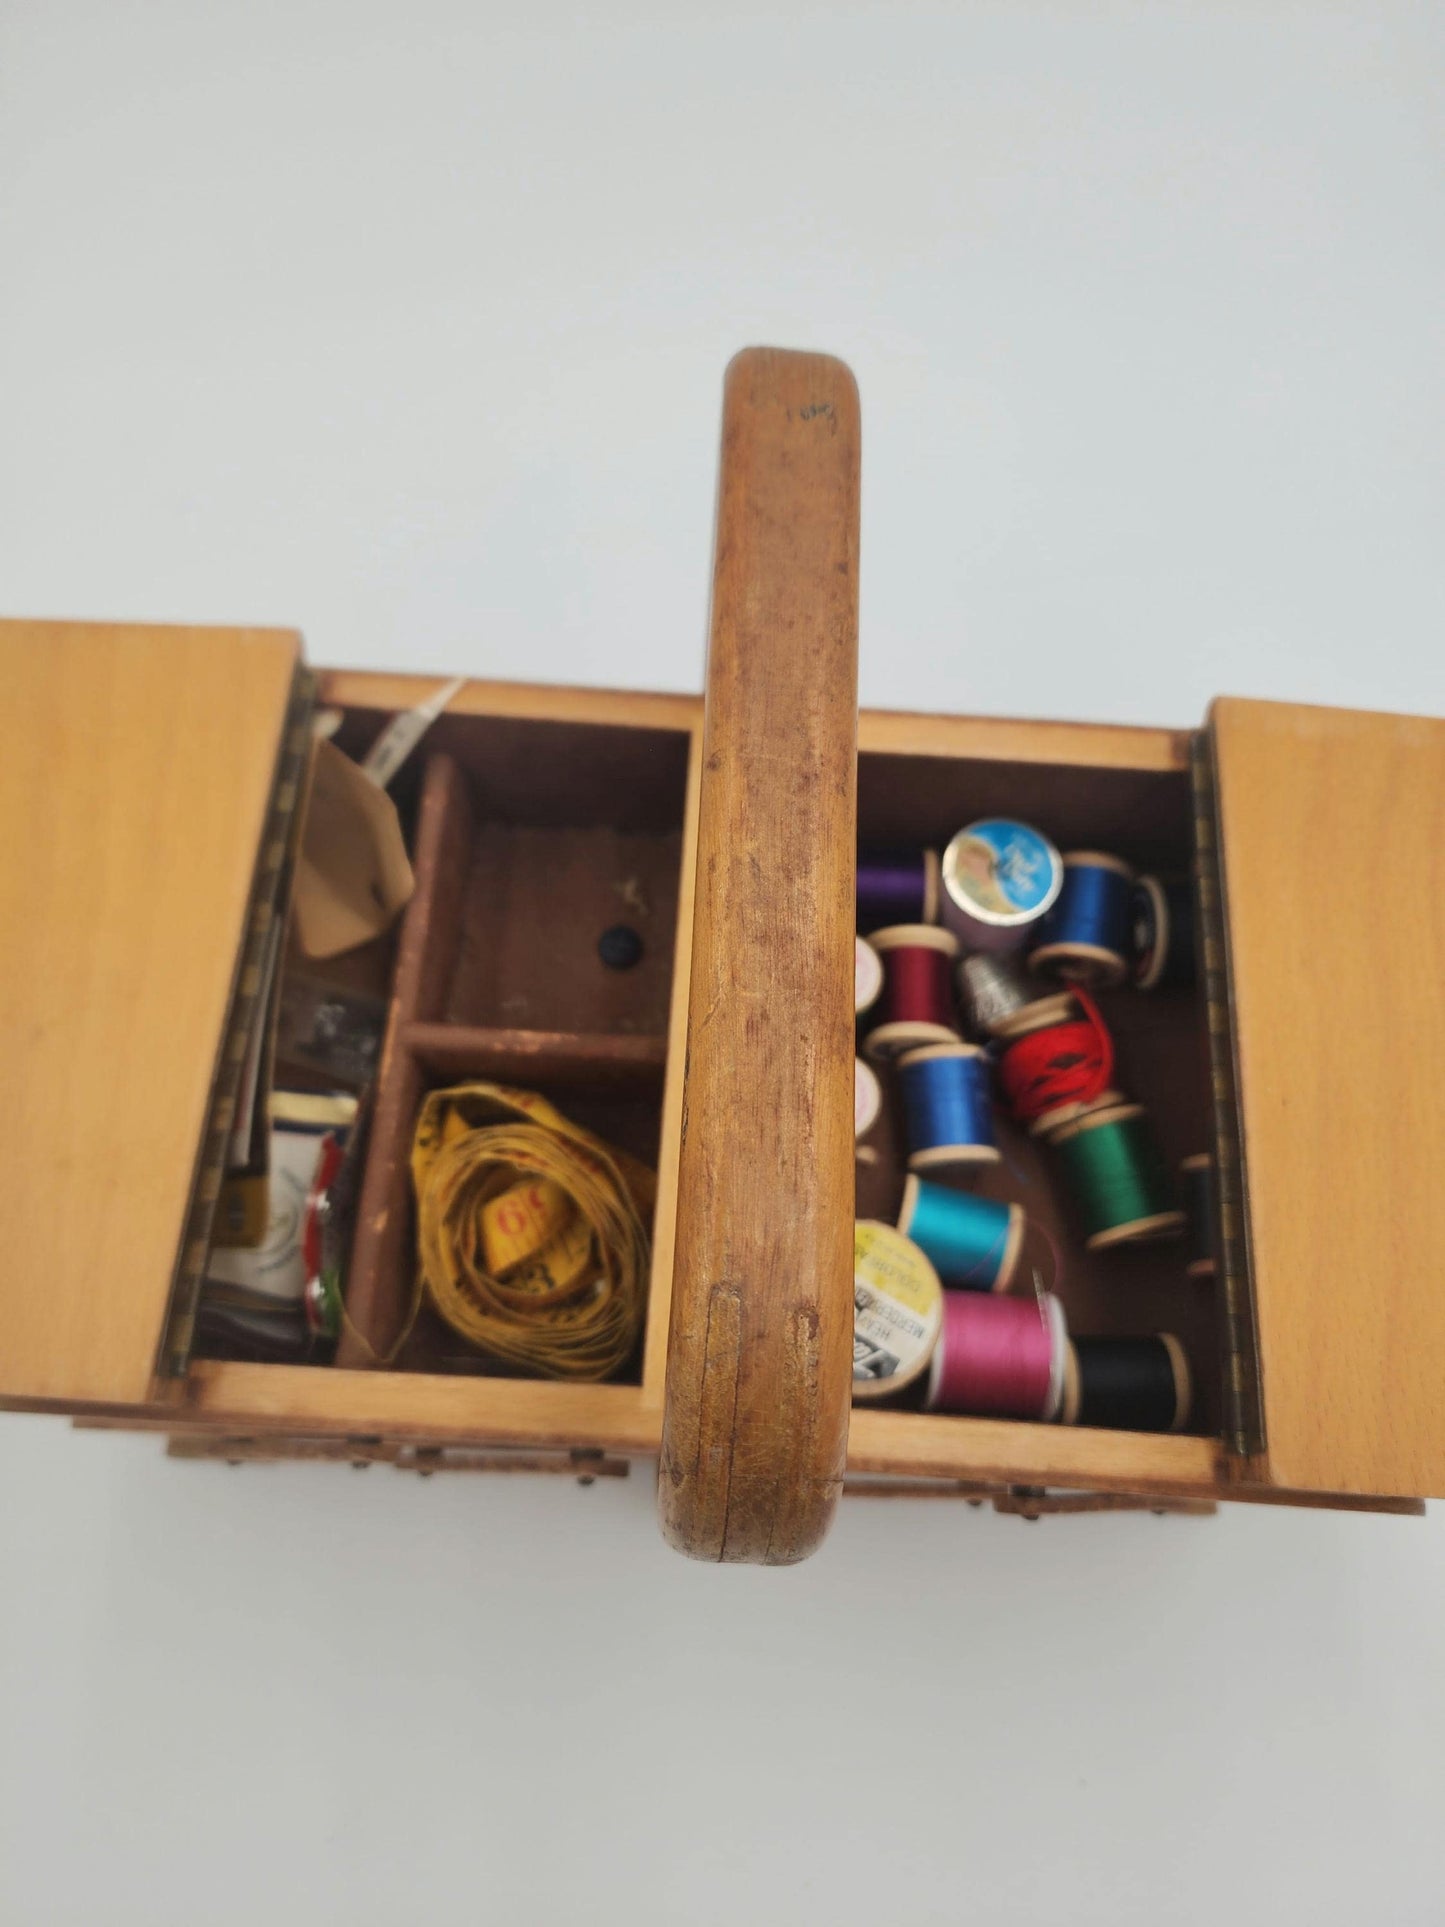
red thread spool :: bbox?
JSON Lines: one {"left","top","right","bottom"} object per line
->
{"left": 927, "top": 1290, "right": 1067, "bottom": 1420}
{"left": 865, "top": 924, "right": 960, "bottom": 1059}
{"left": 996, "top": 988, "right": 1118, "bottom": 1137}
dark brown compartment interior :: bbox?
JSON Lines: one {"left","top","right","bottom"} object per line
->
{"left": 201, "top": 703, "right": 691, "bottom": 1382}
{"left": 856, "top": 745, "right": 1220, "bottom": 1440}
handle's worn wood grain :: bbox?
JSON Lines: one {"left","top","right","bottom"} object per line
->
{"left": 658, "top": 348, "right": 859, "bottom": 1563}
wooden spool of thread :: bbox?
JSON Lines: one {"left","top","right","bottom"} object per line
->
{"left": 898, "top": 1042, "right": 998, "bottom": 1174}
{"left": 1061, "top": 1334, "right": 1192, "bottom": 1432}
{"left": 857, "top": 849, "right": 941, "bottom": 933}
{"left": 897, "top": 1174, "right": 1023, "bottom": 1293}
{"left": 855, "top": 1057, "right": 883, "bottom": 1143}
{"left": 939, "top": 818, "right": 1062, "bottom": 954}
{"left": 852, "top": 1220, "right": 943, "bottom": 1402}
{"left": 1132, "top": 875, "right": 1196, "bottom": 991}
{"left": 1050, "top": 1103, "right": 1185, "bottom": 1251}
{"left": 865, "top": 924, "right": 961, "bottom": 1059}
{"left": 927, "top": 1289, "right": 1068, "bottom": 1421}
{"left": 1029, "top": 851, "right": 1135, "bottom": 987}
{"left": 955, "top": 951, "right": 1036, "bottom": 1039}
{"left": 855, "top": 935, "right": 884, "bottom": 1017}
{"left": 995, "top": 989, "right": 1120, "bottom": 1138}
{"left": 1180, "top": 1152, "right": 1217, "bottom": 1280}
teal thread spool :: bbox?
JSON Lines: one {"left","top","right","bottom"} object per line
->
{"left": 1050, "top": 1103, "right": 1185, "bottom": 1251}
{"left": 897, "top": 1176, "right": 1023, "bottom": 1293}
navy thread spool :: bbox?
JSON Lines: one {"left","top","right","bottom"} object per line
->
{"left": 1060, "top": 1334, "right": 1192, "bottom": 1432}
{"left": 1132, "top": 875, "right": 1196, "bottom": 992}
{"left": 1029, "top": 851, "right": 1135, "bottom": 988}
{"left": 897, "top": 1174, "right": 1023, "bottom": 1292}
{"left": 865, "top": 925, "right": 961, "bottom": 1059}
{"left": 857, "top": 849, "right": 941, "bottom": 933}
{"left": 1180, "top": 1153, "right": 1217, "bottom": 1280}
{"left": 897, "top": 1043, "right": 999, "bottom": 1175}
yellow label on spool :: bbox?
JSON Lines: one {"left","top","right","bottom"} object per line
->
{"left": 852, "top": 1220, "right": 942, "bottom": 1401}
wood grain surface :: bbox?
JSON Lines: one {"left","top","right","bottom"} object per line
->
{"left": 1211, "top": 696, "right": 1445, "bottom": 1497}
{"left": 658, "top": 347, "right": 860, "bottom": 1563}
{"left": 0, "top": 620, "right": 300, "bottom": 1407}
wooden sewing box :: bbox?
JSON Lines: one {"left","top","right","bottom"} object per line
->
{"left": 4, "top": 348, "right": 1443, "bottom": 1563}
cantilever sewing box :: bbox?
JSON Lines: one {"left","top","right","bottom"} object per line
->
{"left": 3, "top": 347, "right": 1442, "bottom": 1564}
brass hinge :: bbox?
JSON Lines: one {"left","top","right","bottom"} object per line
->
{"left": 1190, "top": 728, "right": 1264, "bottom": 1458}
{"left": 159, "top": 664, "right": 319, "bottom": 1377}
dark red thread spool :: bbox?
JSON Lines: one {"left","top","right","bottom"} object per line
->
{"left": 865, "top": 924, "right": 960, "bottom": 1059}
{"left": 996, "top": 988, "right": 1117, "bottom": 1137}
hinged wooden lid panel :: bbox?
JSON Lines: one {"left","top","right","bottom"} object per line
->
{"left": 0, "top": 621, "right": 303, "bottom": 1408}
{"left": 658, "top": 348, "right": 860, "bottom": 1563}
{"left": 1211, "top": 696, "right": 1445, "bottom": 1497}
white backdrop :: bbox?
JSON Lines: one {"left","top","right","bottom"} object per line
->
{"left": 3, "top": 5, "right": 1444, "bottom": 1922}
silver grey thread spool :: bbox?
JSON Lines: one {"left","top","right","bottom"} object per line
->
{"left": 956, "top": 952, "right": 1034, "bottom": 1039}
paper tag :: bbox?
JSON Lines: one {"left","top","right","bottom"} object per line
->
{"left": 361, "top": 677, "right": 466, "bottom": 789}
{"left": 292, "top": 738, "right": 415, "bottom": 958}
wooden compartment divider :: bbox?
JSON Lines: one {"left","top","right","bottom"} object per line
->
{"left": 338, "top": 733, "right": 685, "bottom": 1376}
{"left": 404, "top": 1023, "right": 667, "bottom": 1087}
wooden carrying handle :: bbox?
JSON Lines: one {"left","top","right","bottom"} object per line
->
{"left": 658, "top": 348, "right": 860, "bottom": 1563}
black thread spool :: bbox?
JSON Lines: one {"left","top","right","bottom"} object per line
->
{"left": 1180, "top": 1153, "right": 1217, "bottom": 1281}
{"left": 1060, "top": 1334, "right": 1192, "bottom": 1433}
{"left": 1132, "top": 876, "right": 1196, "bottom": 992}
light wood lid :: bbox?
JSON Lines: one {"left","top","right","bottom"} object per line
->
{"left": 1210, "top": 696, "right": 1445, "bottom": 1499}
{"left": 0, "top": 620, "right": 303, "bottom": 1406}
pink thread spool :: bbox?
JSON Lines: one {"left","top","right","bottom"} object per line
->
{"left": 926, "top": 1290, "right": 1068, "bottom": 1421}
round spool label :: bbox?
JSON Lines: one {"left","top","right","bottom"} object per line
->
{"left": 943, "top": 820, "right": 1062, "bottom": 928}
{"left": 852, "top": 1220, "right": 942, "bottom": 1400}
{"left": 855, "top": 934, "right": 884, "bottom": 1015}
{"left": 854, "top": 1057, "right": 882, "bottom": 1139}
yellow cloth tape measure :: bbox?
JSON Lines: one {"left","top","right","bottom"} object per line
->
{"left": 410, "top": 1082, "right": 655, "bottom": 1380}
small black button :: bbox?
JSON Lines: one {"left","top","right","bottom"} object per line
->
{"left": 598, "top": 924, "right": 644, "bottom": 970}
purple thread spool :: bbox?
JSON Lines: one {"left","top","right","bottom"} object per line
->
{"left": 857, "top": 850, "right": 941, "bottom": 933}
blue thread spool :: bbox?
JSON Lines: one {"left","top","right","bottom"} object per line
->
{"left": 1030, "top": 851, "right": 1134, "bottom": 988}
{"left": 897, "top": 1043, "right": 999, "bottom": 1175}
{"left": 1132, "top": 875, "right": 1196, "bottom": 991}
{"left": 897, "top": 1175, "right": 1023, "bottom": 1293}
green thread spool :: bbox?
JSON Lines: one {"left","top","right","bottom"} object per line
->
{"left": 1050, "top": 1103, "right": 1185, "bottom": 1252}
